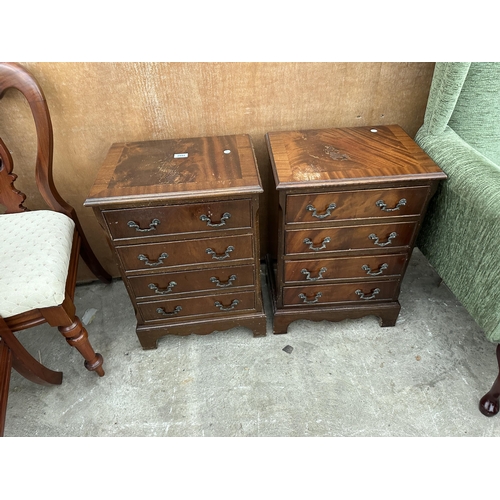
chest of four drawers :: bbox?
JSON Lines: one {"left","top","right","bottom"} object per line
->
{"left": 85, "top": 135, "right": 267, "bottom": 349}
{"left": 265, "top": 125, "right": 446, "bottom": 334}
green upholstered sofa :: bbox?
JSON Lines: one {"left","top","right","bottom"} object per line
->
{"left": 414, "top": 62, "right": 500, "bottom": 416}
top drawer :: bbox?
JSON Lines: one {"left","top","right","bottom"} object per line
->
{"left": 103, "top": 199, "right": 251, "bottom": 240}
{"left": 285, "top": 186, "right": 429, "bottom": 224}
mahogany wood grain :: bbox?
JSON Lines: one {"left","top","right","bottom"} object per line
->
{"left": 283, "top": 280, "right": 400, "bottom": 306}
{"left": 138, "top": 290, "right": 256, "bottom": 322}
{"left": 85, "top": 135, "right": 263, "bottom": 206}
{"left": 127, "top": 264, "right": 255, "bottom": 299}
{"left": 283, "top": 253, "right": 407, "bottom": 283}
{"left": 103, "top": 199, "right": 251, "bottom": 241}
{"left": 85, "top": 134, "right": 267, "bottom": 346}
{"left": 284, "top": 222, "right": 417, "bottom": 255}
{"left": 267, "top": 125, "right": 447, "bottom": 190}
{"left": 266, "top": 125, "right": 446, "bottom": 334}
{"left": 116, "top": 233, "right": 254, "bottom": 272}
{"left": 285, "top": 186, "right": 429, "bottom": 223}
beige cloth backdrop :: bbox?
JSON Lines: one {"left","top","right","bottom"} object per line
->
{"left": 0, "top": 62, "right": 435, "bottom": 281}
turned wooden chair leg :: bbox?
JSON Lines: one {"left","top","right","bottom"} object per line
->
{"left": 59, "top": 317, "right": 104, "bottom": 376}
{"left": 42, "top": 296, "right": 105, "bottom": 377}
{"left": 479, "top": 344, "right": 500, "bottom": 417}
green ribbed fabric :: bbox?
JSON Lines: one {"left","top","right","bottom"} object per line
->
{"left": 449, "top": 62, "right": 500, "bottom": 165}
{"left": 415, "top": 62, "right": 500, "bottom": 342}
{"left": 419, "top": 62, "right": 471, "bottom": 135}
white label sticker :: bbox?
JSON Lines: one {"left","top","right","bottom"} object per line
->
{"left": 173, "top": 153, "right": 189, "bottom": 158}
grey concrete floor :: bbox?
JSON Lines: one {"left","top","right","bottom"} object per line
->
{"left": 3, "top": 248, "right": 500, "bottom": 437}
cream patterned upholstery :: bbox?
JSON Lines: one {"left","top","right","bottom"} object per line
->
{"left": 0, "top": 210, "right": 75, "bottom": 317}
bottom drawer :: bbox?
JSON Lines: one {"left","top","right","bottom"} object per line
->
{"left": 138, "top": 290, "right": 257, "bottom": 322}
{"left": 282, "top": 280, "right": 400, "bottom": 307}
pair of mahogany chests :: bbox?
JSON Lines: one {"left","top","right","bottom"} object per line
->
{"left": 85, "top": 125, "right": 446, "bottom": 349}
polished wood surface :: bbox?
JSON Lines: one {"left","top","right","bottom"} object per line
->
{"left": 284, "top": 222, "right": 417, "bottom": 255}
{"left": 266, "top": 124, "right": 446, "bottom": 334}
{"left": 479, "top": 344, "right": 500, "bottom": 417}
{"left": 103, "top": 199, "right": 251, "bottom": 240}
{"left": 127, "top": 265, "right": 255, "bottom": 299}
{"left": 0, "top": 63, "right": 111, "bottom": 434}
{"left": 285, "top": 186, "right": 429, "bottom": 223}
{"left": 267, "top": 125, "right": 446, "bottom": 189}
{"left": 283, "top": 254, "right": 407, "bottom": 283}
{"left": 85, "top": 135, "right": 263, "bottom": 206}
{"left": 282, "top": 280, "right": 400, "bottom": 306}
{"left": 86, "top": 134, "right": 267, "bottom": 348}
{"left": 138, "top": 291, "right": 256, "bottom": 322}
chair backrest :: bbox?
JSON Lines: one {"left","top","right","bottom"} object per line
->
{"left": 448, "top": 62, "right": 500, "bottom": 166}
{"left": 0, "top": 62, "right": 73, "bottom": 216}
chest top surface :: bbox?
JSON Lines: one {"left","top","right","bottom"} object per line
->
{"left": 266, "top": 124, "right": 446, "bottom": 190}
{"left": 85, "top": 134, "right": 263, "bottom": 207}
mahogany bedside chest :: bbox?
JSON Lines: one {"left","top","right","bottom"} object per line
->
{"left": 265, "top": 125, "right": 447, "bottom": 334}
{"left": 84, "top": 134, "right": 267, "bottom": 349}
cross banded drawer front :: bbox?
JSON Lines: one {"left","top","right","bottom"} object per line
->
{"left": 284, "top": 254, "right": 407, "bottom": 283}
{"left": 284, "top": 222, "right": 417, "bottom": 255}
{"left": 127, "top": 265, "right": 255, "bottom": 299}
{"left": 116, "top": 234, "right": 254, "bottom": 272}
{"left": 103, "top": 199, "right": 251, "bottom": 240}
{"left": 282, "top": 280, "right": 400, "bottom": 306}
{"left": 138, "top": 291, "right": 256, "bottom": 322}
{"left": 285, "top": 186, "right": 429, "bottom": 223}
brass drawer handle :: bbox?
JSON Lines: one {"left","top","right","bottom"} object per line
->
{"left": 214, "top": 299, "right": 240, "bottom": 311}
{"left": 306, "top": 203, "right": 337, "bottom": 219}
{"left": 361, "top": 263, "right": 388, "bottom": 276}
{"left": 206, "top": 245, "right": 234, "bottom": 260}
{"left": 369, "top": 232, "right": 397, "bottom": 247}
{"left": 210, "top": 275, "right": 237, "bottom": 288}
{"left": 127, "top": 218, "right": 160, "bottom": 232}
{"left": 355, "top": 288, "right": 380, "bottom": 300}
{"left": 156, "top": 305, "right": 182, "bottom": 316}
{"left": 148, "top": 281, "right": 177, "bottom": 294}
{"left": 301, "top": 267, "right": 327, "bottom": 281}
{"left": 200, "top": 212, "right": 231, "bottom": 227}
{"left": 376, "top": 198, "right": 407, "bottom": 212}
{"left": 298, "top": 291, "right": 322, "bottom": 304}
{"left": 303, "top": 237, "right": 331, "bottom": 251}
{"left": 138, "top": 252, "right": 168, "bottom": 266}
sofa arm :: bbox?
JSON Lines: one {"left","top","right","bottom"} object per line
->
{"left": 415, "top": 126, "right": 500, "bottom": 341}
{"left": 416, "top": 126, "right": 500, "bottom": 219}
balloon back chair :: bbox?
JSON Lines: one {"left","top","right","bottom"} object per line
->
{"left": 0, "top": 62, "right": 112, "bottom": 436}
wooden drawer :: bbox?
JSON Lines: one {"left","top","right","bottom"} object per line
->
{"left": 117, "top": 234, "right": 254, "bottom": 272}
{"left": 285, "top": 186, "right": 429, "bottom": 224}
{"left": 282, "top": 280, "right": 400, "bottom": 306}
{"left": 284, "top": 253, "right": 407, "bottom": 283}
{"left": 103, "top": 199, "right": 251, "bottom": 240}
{"left": 127, "top": 265, "right": 255, "bottom": 299}
{"left": 285, "top": 222, "right": 417, "bottom": 255}
{"left": 138, "top": 290, "right": 257, "bottom": 322}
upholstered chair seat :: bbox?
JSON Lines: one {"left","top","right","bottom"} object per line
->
{"left": 0, "top": 211, "right": 75, "bottom": 317}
